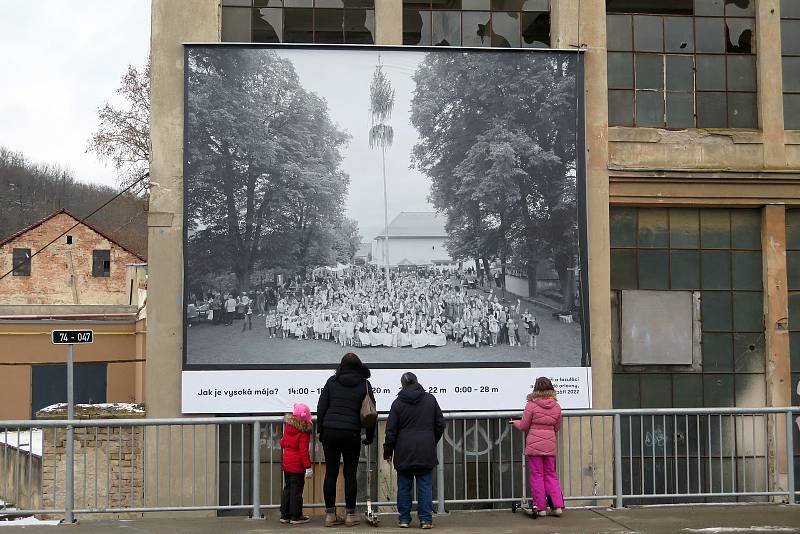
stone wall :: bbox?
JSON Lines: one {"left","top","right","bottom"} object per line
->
{"left": 38, "top": 404, "right": 145, "bottom": 520}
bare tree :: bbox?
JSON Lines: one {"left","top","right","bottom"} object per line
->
{"left": 88, "top": 61, "right": 150, "bottom": 191}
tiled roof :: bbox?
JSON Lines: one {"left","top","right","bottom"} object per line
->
{"left": 374, "top": 212, "right": 447, "bottom": 239}
{"left": 0, "top": 209, "right": 146, "bottom": 262}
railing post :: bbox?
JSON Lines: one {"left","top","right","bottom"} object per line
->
{"left": 436, "top": 437, "right": 445, "bottom": 514}
{"left": 251, "top": 421, "right": 262, "bottom": 519}
{"left": 613, "top": 414, "right": 623, "bottom": 509}
{"left": 787, "top": 411, "right": 795, "bottom": 505}
{"left": 63, "top": 344, "right": 76, "bottom": 524}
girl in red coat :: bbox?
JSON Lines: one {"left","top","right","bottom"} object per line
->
{"left": 280, "top": 403, "right": 313, "bottom": 524}
{"left": 510, "top": 377, "right": 564, "bottom": 517}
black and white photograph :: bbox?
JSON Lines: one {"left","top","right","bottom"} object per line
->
{"left": 183, "top": 44, "right": 587, "bottom": 369}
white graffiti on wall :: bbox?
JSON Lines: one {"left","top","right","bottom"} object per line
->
{"left": 645, "top": 428, "right": 667, "bottom": 449}
{"left": 795, "top": 379, "right": 800, "bottom": 436}
{"left": 444, "top": 424, "right": 512, "bottom": 457}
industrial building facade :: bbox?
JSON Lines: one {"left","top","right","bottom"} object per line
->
{"left": 148, "top": 0, "right": 799, "bottom": 425}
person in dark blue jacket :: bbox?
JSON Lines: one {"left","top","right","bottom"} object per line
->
{"left": 383, "top": 372, "right": 445, "bottom": 529}
{"left": 316, "top": 353, "right": 376, "bottom": 527}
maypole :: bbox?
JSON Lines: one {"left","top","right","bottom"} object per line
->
{"left": 368, "top": 54, "right": 395, "bottom": 289}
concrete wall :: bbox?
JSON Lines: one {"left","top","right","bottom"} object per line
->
{"left": 147, "top": 0, "right": 220, "bottom": 514}
{"left": 147, "top": 0, "right": 800, "bottom": 485}
{"left": 0, "top": 443, "right": 41, "bottom": 511}
{"left": 142, "top": 0, "right": 800, "bottom": 508}
{"left": 147, "top": 0, "right": 219, "bottom": 419}
{"left": 0, "top": 213, "right": 143, "bottom": 305}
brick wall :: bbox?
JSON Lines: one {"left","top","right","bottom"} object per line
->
{"left": 38, "top": 406, "right": 145, "bottom": 520}
{"left": 0, "top": 212, "right": 143, "bottom": 305}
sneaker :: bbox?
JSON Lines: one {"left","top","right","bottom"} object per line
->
{"left": 421, "top": 522, "right": 433, "bottom": 529}
{"left": 290, "top": 516, "right": 310, "bottom": 524}
{"left": 398, "top": 522, "right": 410, "bottom": 528}
{"left": 279, "top": 517, "right": 290, "bottom": 524}
{"left": 537, "top": 510, "right": 547, "bottom": 517}
{"left": 550, "top": 508, "right": 563, "bottom": 517}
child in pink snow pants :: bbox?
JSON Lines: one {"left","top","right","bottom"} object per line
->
{"left": 510, "top": 376, "right": 564, "bottom": 517}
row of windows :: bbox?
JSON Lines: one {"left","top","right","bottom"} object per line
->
{"left": 781, "top": 0, "right": 800, "bottom": 129}
{"left": 606, "top": 4, "right": 756, "bottom": 128}
{"left": 402, "top": 5, "right": 549, "bottom": 47}
{"left": 11, "top": 247, "right": 111, "bottom": 278}
{"left": 221, "top": 0, "right": 799, "bottom": 131}
{"left": 611, "top": 207, "right": 767, "bottom": 412}
{"left": 222, "top": 5, "right": 375, "bottom": 43}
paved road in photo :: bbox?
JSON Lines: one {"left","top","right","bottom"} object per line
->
{"left": 186, "top": 300, "right": 582, "bottom": 367}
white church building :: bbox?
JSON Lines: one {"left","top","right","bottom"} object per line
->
{"left": 371, "top": 212, "right": 453, "bottom": 268}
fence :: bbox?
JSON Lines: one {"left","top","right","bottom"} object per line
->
{"left": 0, "top": 407, "right": 798, "bottom": 521}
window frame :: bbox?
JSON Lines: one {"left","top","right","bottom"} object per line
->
{"left": 92, "top": 249, "right": 112, "bottom": 278}
{"left": 222, "top": 0, "right": 376, "bottom": 44}
{"left": 607, "top": 2, "right": 757, "bottom": 129}
{"left": 781, "top": 0, "right": 800, "bottom": 130}
{"left": 402, "top": 0, "right": 550, "bottom": 48}
{"left": 11, "top": 247, "right": 31, "bottom": 277}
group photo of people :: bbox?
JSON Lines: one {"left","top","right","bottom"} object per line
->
{"left": 188, "top": 265, "right": 545, "bottom": 351}
{"left": 183, "top": 47, "right": 585, "bottom": 368}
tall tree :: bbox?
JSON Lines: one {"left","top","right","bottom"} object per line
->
{"left": 368, "top": 56, "right": 395, "bottom": 287}
{"left": 185, "top": 48, "right": 351, "bottom": 291}
{"left": 87, "top": 61, "right": 151, "bottom": 192}
{"left": 410, "top": 52, "right": 578, "bottom": 304}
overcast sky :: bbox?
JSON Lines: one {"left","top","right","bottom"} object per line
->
{"left": 0, "top": 0, "right": 150, "bottom": 188}
{"left": 280, "top": 48, "right": 436, "bottom": 243}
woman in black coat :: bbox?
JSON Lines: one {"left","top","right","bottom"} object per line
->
{"left": 383, "top": 373, "right": 445, "bottom": 529}
{"left": 316, "top": 353, "right": 376, "bottom": 527}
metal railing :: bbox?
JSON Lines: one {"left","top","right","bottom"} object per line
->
{"left": 0, "top": 407, "right": 797, "bottom": 521}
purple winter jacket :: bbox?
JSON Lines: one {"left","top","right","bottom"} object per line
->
{"left": 513, "top": 394, "right": 562, "bottom": 457}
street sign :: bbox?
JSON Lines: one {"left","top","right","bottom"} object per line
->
{"left": 51, "top": 330, "right": 93, "bottom": 345}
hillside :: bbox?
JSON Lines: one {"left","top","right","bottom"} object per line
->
{"left": 0, "top": 147, "right": 147, "bottom": 259}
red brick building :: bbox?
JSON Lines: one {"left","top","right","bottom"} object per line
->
{"left": 0, "top": 209, "right": 145, "bottom": 305}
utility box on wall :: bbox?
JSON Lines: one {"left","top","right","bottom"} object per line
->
{"left": 620, "top": 290, "right": 695, "bottom": 365}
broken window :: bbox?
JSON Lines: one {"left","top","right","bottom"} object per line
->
{"left": 403, "top": 0, "right": 550, "bottom": 47}
{"left": 222, "top": 0, "right": 375, "bottom": 44}
{"left": 607, "top": 0, "right": 757, "bottom": 128}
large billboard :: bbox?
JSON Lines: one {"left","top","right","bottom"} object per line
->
{"left": 182, "top": 44, "right": 589, "bottom": 413}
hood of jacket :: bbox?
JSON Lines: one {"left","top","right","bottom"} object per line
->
{"left": 397, "top": 383, "right": 426, "bottom": 405}
{"left": 526, "top": 389, "right": 557, "bottom": 403}
{"left": 532, "top": 397, "right": 558, "bottom": 410}
{"left": 335, "top": 359, "right": 371, "bottom": 387}
{"left": 284, "top": 414, "right": 312, "bottom": 433}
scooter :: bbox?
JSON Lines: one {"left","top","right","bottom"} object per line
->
{"left": 510, "top": 445, "right": 538, "bottom": 519}
{"left": 364, "top": 443, "right": 380, "bottom": 527}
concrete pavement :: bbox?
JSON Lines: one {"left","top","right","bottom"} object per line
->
{"left": 2, "top": 505, "right": 799, "bottom": 533}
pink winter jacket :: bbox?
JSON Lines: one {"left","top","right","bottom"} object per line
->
{"left": 513, "top": 394, "right": 562, "bottom": 457}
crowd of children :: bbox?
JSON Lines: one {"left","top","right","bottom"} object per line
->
{"left": 257, "top": 267, "right": 541, "bottom": 350}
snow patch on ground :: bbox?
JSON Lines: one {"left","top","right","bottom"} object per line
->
{"left": 684, "top": 527, "right": 798, "bottom": 533}
{"left": 38, "top": 402, "right": 144, "bottom": 414}
{"left": 0, "top": 517, "right": 60, "bottom": 526}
